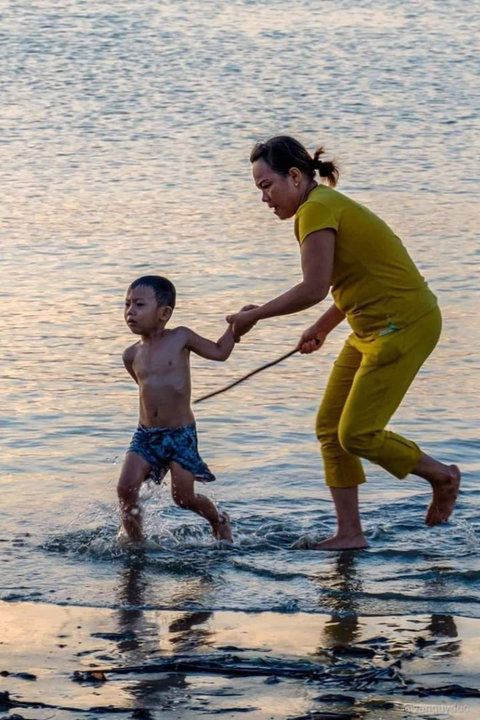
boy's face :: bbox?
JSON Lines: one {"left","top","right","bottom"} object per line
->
{"left": 124, "top": 285, "right": 172, "bottom": 335}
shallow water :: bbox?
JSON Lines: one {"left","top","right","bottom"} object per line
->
{"left": 1, "top": 1, "right": 480, "bottom": 708}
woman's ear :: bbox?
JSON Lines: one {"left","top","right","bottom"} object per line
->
{"left": 289, "top": 167, "right": 302, "bottom": 186}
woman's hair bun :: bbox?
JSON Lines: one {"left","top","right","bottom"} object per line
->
{"left": 313, "top": 146, "right": 339, "bottom": 186}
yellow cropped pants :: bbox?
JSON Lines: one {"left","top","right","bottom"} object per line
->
{"left": 316, "top": 307, "right": 442, "bottom": 488}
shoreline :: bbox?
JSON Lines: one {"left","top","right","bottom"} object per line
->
{"left": 1, "top": 601, "right": 479, "bottom": 719}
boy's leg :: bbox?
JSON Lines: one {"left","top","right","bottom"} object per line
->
{"left": 169, "top": 461, "right": 232, "bottom": 542}
{"left": 117, "top": 452, "right": 151, "bottom": 542}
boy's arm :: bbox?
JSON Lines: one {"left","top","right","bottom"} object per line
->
{"left": 183, "top": 325, "right": 235, "bottom": 362}
{"left": 122, "top": 344, "right": 139, "bottom": 384}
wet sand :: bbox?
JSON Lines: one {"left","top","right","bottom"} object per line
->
{"left": 1, "top": 601, "right": 479, "bottom": 719}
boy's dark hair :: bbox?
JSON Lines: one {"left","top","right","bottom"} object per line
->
{"left": 130, "top": 275, "right": 176, "bottom": 309}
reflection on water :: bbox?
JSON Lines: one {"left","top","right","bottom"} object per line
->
{"left": 116, "top": 563, "right": 157, "bottom": 656}
{"left": 80, "top": 558, "right": 468, "bottom": 717}
{"left": 1, "top": 592, "right": 478, "bottom": 719}
{"left": 114, "top": 560, "right": 216, "bottom": 712}
{"left": 316, "top": 552, "right": 363, "bottom": 648}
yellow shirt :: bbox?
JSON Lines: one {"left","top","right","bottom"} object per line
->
{"left": 294, "top": 185, "right": 437, "bottom": 338}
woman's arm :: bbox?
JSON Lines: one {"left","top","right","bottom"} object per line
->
{"left": 311, "top": 303, "right": 346, "bottom": 334}
{"left": 296, "top": 303, "right": 346, "bottom": 354}
{"left": 227, "top": 229, "right": 335, "bottom": 340}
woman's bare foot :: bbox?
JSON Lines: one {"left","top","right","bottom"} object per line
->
{"left": 426, "top": 465, "right": 460, "bottom": 527}
{"left": 313, "top": 533, "right": 369, "bottom": 551}
{"left": 214, "top": 512, "right": 233, "bottom": 543}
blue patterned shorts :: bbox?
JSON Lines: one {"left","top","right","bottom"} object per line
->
{"left": 127, "top": 422, "right": 215, "bottom": 485}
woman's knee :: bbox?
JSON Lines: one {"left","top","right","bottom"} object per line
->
{"left": 338, "top": 423, "right": 375, "bottom": 458}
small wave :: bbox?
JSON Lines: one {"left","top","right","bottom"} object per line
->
{"left": 230, "top": 558, "right": 307, "bottom": 581}
{"left": 42, "top": 517, "right": 304, "bottom": 562}
{"left": 41, "top": 528, "right": 228, "bottom": 581}
{"left": 368, "top": 566, "right": 480, "bottom": 584}
{"left": 366, "top": 546, "right": 460, "bottom": 559}
{"left": 316, "top": 587, "right": 480, "bottom": 605}
{"left": 455, "top": 519, "right": 480, "bottom": 548}
{"left": 429, "top": 567, "right": 480, "bottom": 581}
{"left": 43, "top": 525, "right": 228, "bottom": 556}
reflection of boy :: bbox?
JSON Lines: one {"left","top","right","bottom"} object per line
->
{"left": 117, "top": 275, "right": 234, "bottom": 544}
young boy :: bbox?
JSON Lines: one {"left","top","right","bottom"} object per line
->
{"left": 117, "top": 274, "right": 234, "bottom": 544}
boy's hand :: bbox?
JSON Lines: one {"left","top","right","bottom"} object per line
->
{"left": 296, "top": 325, "right": 328, "bottom": 354}
{"left": 226, "top": 305, "right": 259, "bottom": 342}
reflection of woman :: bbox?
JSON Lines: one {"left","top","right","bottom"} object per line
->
{"left": 227, "top": 136, "right": 460, "bottom": 550}
{"left": 316, "top": 552, "right": 362, "bottom": 649}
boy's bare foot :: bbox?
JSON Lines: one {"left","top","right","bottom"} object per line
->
{"left": 313, "top": 533, "right": 369, "bottom": 551}
{"left": 426, "top": 465, "right": 460, "bottom": 527}
{"left": 116, "top": 531, "right": 145, "bottom": 549}
{"left": 214, "top": 512, "right": 233, "bottom": 543}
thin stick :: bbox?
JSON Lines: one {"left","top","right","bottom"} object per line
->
{"left": 193, "top": 347, "right": 299, "bottom": 404}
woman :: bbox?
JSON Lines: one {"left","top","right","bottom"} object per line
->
{"left": 227, "top": 135, "right": 460, "bottom": 550}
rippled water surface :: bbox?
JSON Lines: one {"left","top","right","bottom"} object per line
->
{"left": 1, "top": 0, "right": 479, "bottom": 633}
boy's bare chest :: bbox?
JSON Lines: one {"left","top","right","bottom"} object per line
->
{"left": 133, "top": 344, "right": 188, "bottom": 381}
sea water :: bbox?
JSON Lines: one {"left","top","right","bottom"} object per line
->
{"left": 1, "top": 0, "right": 479, "bottom": 630}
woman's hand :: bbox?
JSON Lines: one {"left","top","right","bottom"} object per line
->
{"left": 296, "top": 324, "right": 328, "bottom": 354}
{"left": 226, "top": 305, "right": 259, "bottom": 342}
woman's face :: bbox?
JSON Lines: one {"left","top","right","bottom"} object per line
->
{"left": 252, "top": 159, "right": 301, "bottom": 220}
